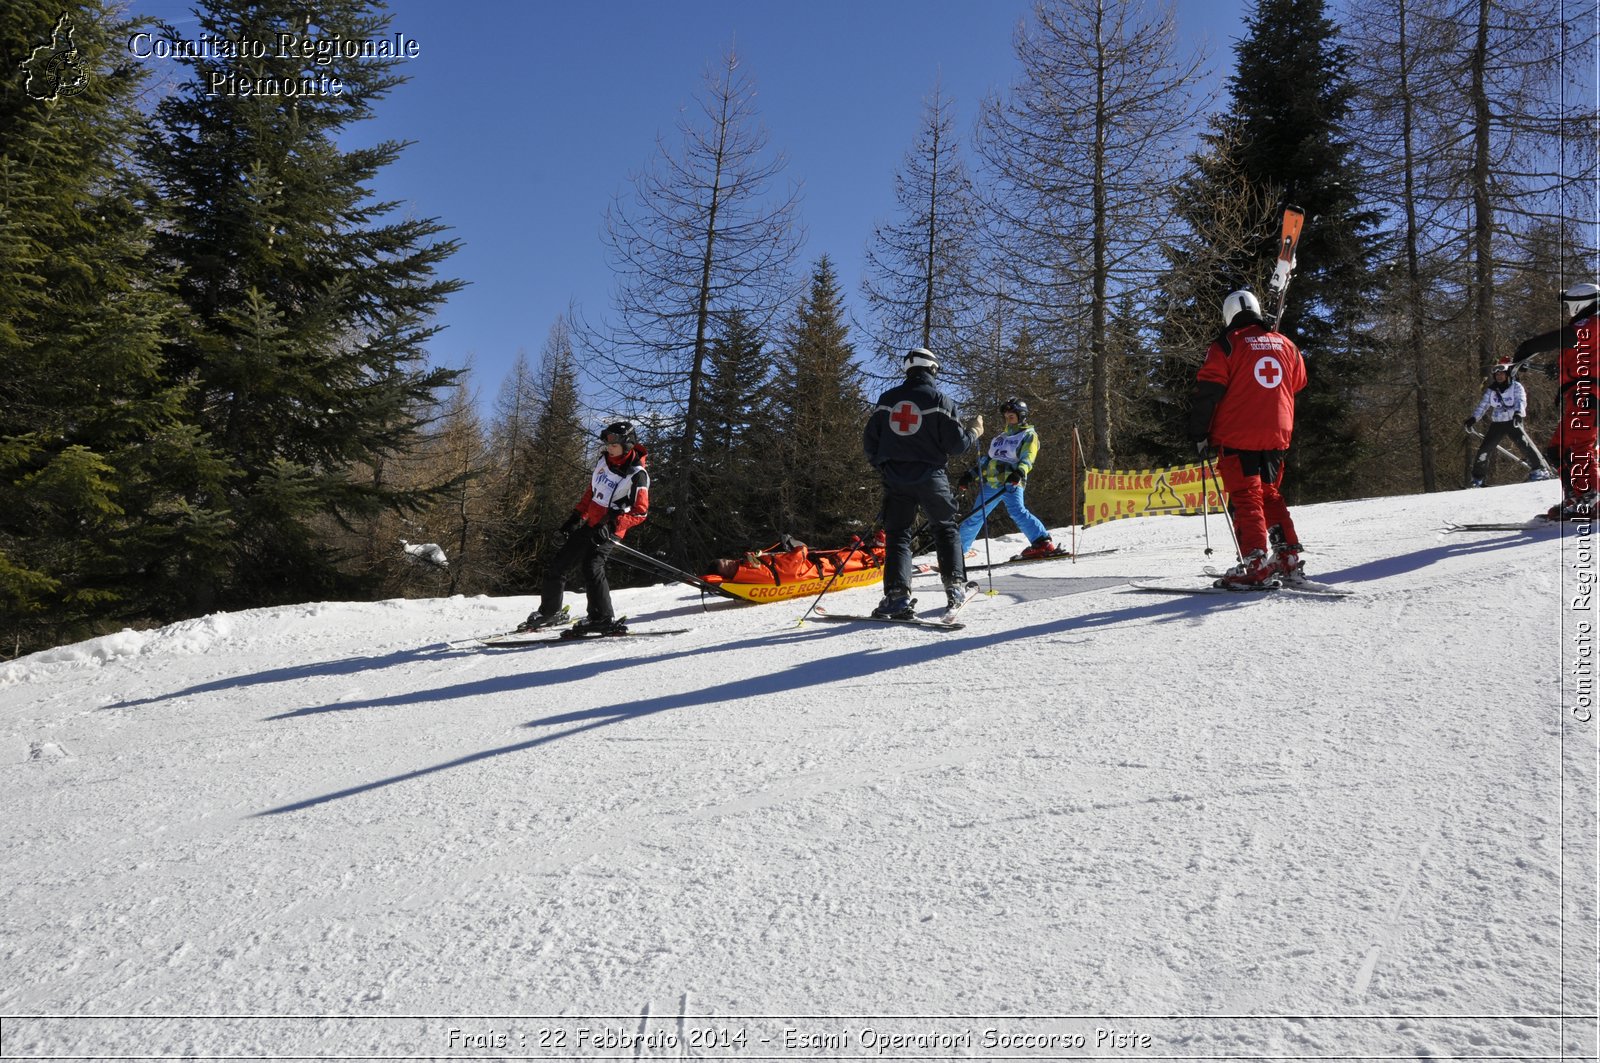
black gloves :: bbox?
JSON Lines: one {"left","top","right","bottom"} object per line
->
{"left": 560, "top": 512, "right": 583, "bottom": 536}
{"left": 1463, "top": 417, "right": 1476, "bottom": 430}
{"left": 1513, "top": 413, "right": 1524, "bottom": 428}
{"left": 591, "top": 522, "right": 614, "bottom": 545}
{"left": 957, "top": 471, "right": 974, "bottom": 491}
{"left": 1194, "top": 440, "right": 1213, "bottom": 461}
{"left": 1006, "top": 471, "right": 1023, "bottom": 486}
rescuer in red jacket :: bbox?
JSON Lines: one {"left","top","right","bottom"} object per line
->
{"left": 1509, "top": 281, "right": 1598, "bottom": 520}
{"left": 1187, "top": 290, "right": 1309, "bottom": 589}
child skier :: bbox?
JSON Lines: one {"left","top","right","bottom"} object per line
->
{"left": 956, "top": 398, "right": 1057, "bottom": 560}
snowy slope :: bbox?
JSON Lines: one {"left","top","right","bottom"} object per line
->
{"left": 1, "top": 482, "right": 1595, "bottom": 1061}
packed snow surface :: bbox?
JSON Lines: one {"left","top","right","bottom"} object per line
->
{"left": 2, "top": 483, "right": 1595, "bottom": 1060}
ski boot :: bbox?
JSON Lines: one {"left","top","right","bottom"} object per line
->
{"left": 871, "top": 590, "right": 916, "bottom": 621}
{"left": 1019, "top": 536, "right": 1059, "bottom": 559}
{"left": 1215, "top": 549, "right": 1279, "bottom": 590}
{"left": 516, "top": 604, "right": 570, "bottom": 632}
{"left": 566, "top": 615, "right": 628, "bottom": 637}
{"left": 1272, "top": 545, "right": 1309, "bottom": 586}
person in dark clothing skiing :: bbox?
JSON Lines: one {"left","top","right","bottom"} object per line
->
{"left": 1464, "top": 359, "right": 1548, "bottom": 487}
{"left": 862, "top": 347, "right": 982, "bottom": 619}
{"left": 517, "top": 421, "right": 650, "bottom": 635}
{"left": 1187, "top": 289, "right": 1309, "bottom": 589}
{"left": 1509, "top": 281, "right": 1598, "bottom": 519}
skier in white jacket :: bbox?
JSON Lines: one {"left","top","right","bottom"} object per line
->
{"left": 1464, "top": 359, "right": 1548, "bottom": 486}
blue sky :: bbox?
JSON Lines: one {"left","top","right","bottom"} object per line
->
{"left": 124, "top": 0, "right": 1251, "bottom": 412}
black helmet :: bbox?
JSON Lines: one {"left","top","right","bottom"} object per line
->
{"left": 1001, "top": 397, "right": 1029, "bottom": 421}
{"left": 598, "top": 421, "right": 636, "bottom": 446}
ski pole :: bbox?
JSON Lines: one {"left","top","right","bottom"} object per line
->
{"left": 1071, "top": 426, "right": 1085, "bottom": 561}
{"left": 796, "top": 521, "right": 881, "bottom": 625}
{"left": 604, "top": 537, "right": 745, "bottom": 602}
{"left": 976, "top": 482, "right": 996, "bottom": 594}
{"left": 1203, "top": 454, "right": 1243, "bottom": 560}
{"left": 1198, "top": 453, "right": 1214, "bottom": 557}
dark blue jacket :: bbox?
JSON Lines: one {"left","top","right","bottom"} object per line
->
{"left": 863, "top": 368, "right": 978, "bottom": 485}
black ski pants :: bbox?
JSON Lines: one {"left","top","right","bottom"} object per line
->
{"left": 881, "top": 468, "right": 963, "bottom": 596}
{"left": 1472, "top": 421, "right": 1543, "bottom": 475}
{"left": 540, "top": 529, "right": 614, "bottom": 622}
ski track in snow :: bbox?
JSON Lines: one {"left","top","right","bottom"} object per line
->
{"left": 0, "top": 482, "right": 1594, "bottom": 1060}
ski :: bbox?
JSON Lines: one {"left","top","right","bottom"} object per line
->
{"left": 1266, "top": 204, "right": 1304, "bottom": 330}
{"left": 809, "top": 614, "right": 966, "bottom": 632}
{"left": 1201, "top": 567, "right": 1354, "bottom": 596}
{"left": 444, "top": 628, "right": 523, "bottom": 649}
{"left": 916, "top": 547, "right": 1117, "bottom": 576}
{"left": 476, "top": 628, "right": 687, "bottom": 647}
{"left": 1441, "top": 519, "right": 1556, "bottom": 532}
{"left": 1128, "top": 578, "right": 1282, "bottom": 596}
{"left": 941, "top": 580, "right": 981, "bottom": 624}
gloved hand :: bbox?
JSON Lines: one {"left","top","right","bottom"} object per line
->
{"left": 957, "top": 471, "right": 974, "bottom": 491}
{"left": 591, "top": 521, "right": 614, "bottom": 545}
{"left": 1194, "top": 440, "right": 1213, "bottom": 461}
{"left": 1513, "top": 413, "right": 1524, "bottom": 428}
{"left": 1463, "top": 417, "right": 1476, "bottom": 430}
{"left": 560, "top": 512, "right": 583, "bottom": 536}
{"left": 970, "top": 415, "right": 984, "bottom": 437}
{"left": 1006, "top": 472, "right": 1023, "bottom": 486}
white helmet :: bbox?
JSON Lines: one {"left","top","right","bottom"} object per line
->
{"left": 1562, "top": 281, "right": 1600, "bottom": 319}
{"left": 904, "top": 347, "right": 939, "bottom": 372}
{"left": 1221, "top": 289, "right": 1261, "bottom": 326}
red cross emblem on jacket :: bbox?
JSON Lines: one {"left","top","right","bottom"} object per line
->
{"left": 888, "top": 402, "right": 923, "bottom": 435}
{"left": 1254, "top": 356, "right": 1283, "bottom": 388}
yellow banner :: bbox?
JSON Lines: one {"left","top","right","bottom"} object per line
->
{"left": 1082, "top": 462, "right": 1228, "bottom": 527}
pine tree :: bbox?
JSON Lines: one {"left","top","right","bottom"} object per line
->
{"left": 1145, "top": 123, "right": 1281, "bottom": 469}
{"left": 141, "top": 0, "right": 463, "bottom": 611}
{"left": 1225, "top": 0, "right": 1386, "bottom": 501}
{"left": 773, "top": 258, "right": 872, "bottom": 544}
{"left": 0, "top": 2, "right": 221, "bottom": 653}
{"left": 694, "top": 311, "right": 778, "bottom": 558}
{"left": 525, "top": 325, "right": 590, "bottom": 567}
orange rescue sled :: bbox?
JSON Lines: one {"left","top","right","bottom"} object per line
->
{"left": 703, "top": 533, "right": 886, "bottom": 603}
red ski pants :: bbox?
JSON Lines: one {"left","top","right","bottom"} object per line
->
{"left": 1550, "top": 394, "right": 1598, "bottom": 497}
{"left": 1216, "top": 449, "right": 1299, "bottom": 558}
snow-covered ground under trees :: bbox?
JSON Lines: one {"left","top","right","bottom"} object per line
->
{"left": 2, "top": 481, "right": 1595, "bottom": 1061}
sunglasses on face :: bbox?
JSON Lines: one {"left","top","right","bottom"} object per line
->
{"left": 602, "top": 433, "right": 628, "bottom": 445}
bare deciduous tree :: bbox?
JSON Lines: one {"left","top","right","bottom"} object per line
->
{"left": 590, "top": 48, "right": 803, "bottom": 562}
{"left": 862, "top": 81, "right": 986, "bottom": 387}
{"left": 977, "top": 0, "right": 1210, "bottom": 466}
